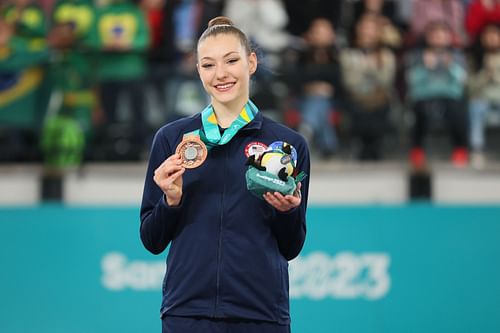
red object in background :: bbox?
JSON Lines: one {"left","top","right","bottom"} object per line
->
{"left": 329, "top": 109, "right": 341, "bottom": 126}
{"left": 284, "top": 108, "right": 301, "bottom": 129}
{"left": 410, "top": 147, "right": 426, "bottom": 169}
{"left": 284, "top": 108, "right": 339, "bottom": 129}
{"left": 465, "top": 0, "right": 500, "bottom": 40}
{"left": 147, "top": 9, "right": 164, "bottom": 48}
{"left": 451, "top": 147, "right": 469, "bottom": 167}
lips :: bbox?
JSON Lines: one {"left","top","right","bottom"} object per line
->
{"left": 214, "top": 82, "right": 235, "bottom": 92}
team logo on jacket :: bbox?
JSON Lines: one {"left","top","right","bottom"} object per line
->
{"left": 244, "top": 141, "right": 267, "bottom": 158}
{"left": 268, "top": 141, "right": 298, "bottom": 165}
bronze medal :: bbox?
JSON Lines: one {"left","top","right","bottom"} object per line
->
{"left": 175, "top": 135, "right": 207, "bottom": 169}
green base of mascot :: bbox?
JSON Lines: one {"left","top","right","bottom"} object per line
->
{"left": 245, "top": 141, "right": 306, "bottom": 198}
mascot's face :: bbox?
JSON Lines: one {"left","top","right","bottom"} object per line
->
{"left": 260, "top": 151, "right": 294, "bottom": 178}
{"left": 245, "top": 141, "right": 297, "bottom": 182}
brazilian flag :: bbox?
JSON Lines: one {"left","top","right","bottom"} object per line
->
{"left": 0, "top": 3, "right": 49, "bottom": 129}
{"left": 0, "top": 37, "right": 50, "bottom": 128}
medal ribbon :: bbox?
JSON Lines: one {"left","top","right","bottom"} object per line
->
{"left": 185, "top": 100, "right": 259, "bottom": 150}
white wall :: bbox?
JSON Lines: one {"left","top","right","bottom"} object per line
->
{"left": 1, "top": 162, "right": 500, "bottom": 205}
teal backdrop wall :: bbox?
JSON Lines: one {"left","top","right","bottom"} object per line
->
{"left": 1, "top": 205, "right": 499, "bottom": 333}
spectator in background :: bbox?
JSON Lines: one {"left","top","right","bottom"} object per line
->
{"left": 171, "top": 0, "right": 202, "bottom": 53}
{"left": 223, "top": 0, "right": 291, "bottom": 120}
{"left": 394, "top": 0, "right": 412, "bottom": 26}
{"left": 406, "top": 21, "right": 468, "bottom": 168}
{"left": 351, "top": 0, "right": 404, "bottom": 50}
{"left": 140, "top": 0, "right": 223, "bottom": 126}
{"left": 84, "top": 0, "right": 150, "bottom": 159}
{"left": 465, "top": 0, "right": 500, "bottom": 41}
{"left": 196, "top": 0, "right": 225, "bottom": 39}
{"left": 409, "top": 0, "right": 466, "bottom": 47}
{"left": 467, "top": 23, "right": 500, "bottom": 168}
{"left": 1, "top": 0, "right": 47, "bottom": 37}
{"left": 289, "top": 18, "right": 341, "bottom": 159}
{"left": 0, "top": 0, "right": 50, "bottom": 161}
{"left": 340, "top": 13, "right": 396, "bottom": 160}
{"left": 39, "top": 0, "right": 56, "bottom": 14}
{"left": 164, "top": 50, "right": 209, "bottom": 121}
{"left": 224, "top": 0, "right": 290, "bottom": 73}
{"left": 139, "top": 0, "right": 172, "bottom": 124}
{"left": 140, "top": 0, "right": 166, "bottom": 53}
{"left": 348, "top": 0, "right": 408, "bottom": 107}
{"left": 47, "top": 0, "right": 97, "bottom": 143}
{"left": 283, "top": 0, "right": 343, "bottom": 37}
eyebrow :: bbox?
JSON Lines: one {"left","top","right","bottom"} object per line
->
{"left": 200, "top": 51, "right": 239, "bottom": 61}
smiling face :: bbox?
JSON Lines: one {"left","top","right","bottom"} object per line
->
{"left": 197, "top": 34, "right": 257, "bottom": 110}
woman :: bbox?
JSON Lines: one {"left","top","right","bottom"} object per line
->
{"left": 340, "top": 12, "right": 396, "bottom": 160}
{"left": 467, "top": 22, "right": 500, "bottom": 168}
{"left": 140, "top": 16, "right": 310, "bottom": 333}
{"left": 406, "top": 20, "right": 468, "bottom": 168}
{"left": 409, "top": 0, "right": 465, "bottom": 47}
{"left": 292, "top": 17, "right": 341, "bottom": 158}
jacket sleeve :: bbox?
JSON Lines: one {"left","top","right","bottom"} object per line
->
{"left": 270, "top": 138, "right": 310, "bottom": 261}
{"left": 139, "top": 130, "right": 182, "bottom": 255}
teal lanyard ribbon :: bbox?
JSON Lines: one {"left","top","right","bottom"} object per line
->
{"left": 186, "top": 100, "right": 259, "bottom": 150}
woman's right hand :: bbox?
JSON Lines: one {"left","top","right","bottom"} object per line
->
{"left": 153, "top": 154, "right": 185, "bottom": 206}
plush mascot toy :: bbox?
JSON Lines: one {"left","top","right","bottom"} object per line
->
{"left": 245, "top": 141, "right": 306, "bottom": 198}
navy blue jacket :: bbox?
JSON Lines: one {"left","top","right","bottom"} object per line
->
{"left": 140, "top": 110, "right": 310, "bottom": 324}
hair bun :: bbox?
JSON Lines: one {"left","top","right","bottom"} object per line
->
{"left": 208, "top": 16, "right": 234, "bottom": 28}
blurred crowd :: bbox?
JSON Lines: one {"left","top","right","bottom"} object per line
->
{"left": 1, "top": 0, "right": 500, "bottom": 170}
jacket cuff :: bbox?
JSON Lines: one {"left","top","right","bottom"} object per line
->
{"left": 160, "top": 194, "right": 183, "bottom": 211}
{"left": 273, "top": 206, "right": 300, "bottom": 224}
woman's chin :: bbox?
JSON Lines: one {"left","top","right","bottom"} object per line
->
{"left": 212, "top": 92, "right": 240, "bottom": 105}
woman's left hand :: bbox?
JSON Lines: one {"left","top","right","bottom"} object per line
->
{"left": 263, "top": 182, "right": 302, "bottom": 212}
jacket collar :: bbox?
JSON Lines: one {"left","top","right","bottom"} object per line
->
{"left": 241, "top": 110, "right": 263, "bottom": 131}
{"left": 194, "top": 106, "right": 263, "bottom": 131}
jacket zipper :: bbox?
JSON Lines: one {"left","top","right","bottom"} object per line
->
{"left": 214, "top": 148, "right": 227, "bottom": 315}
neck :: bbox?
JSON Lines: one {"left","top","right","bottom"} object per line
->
{"left": 212, "top": 98, "right": 248, "bottom": 128}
